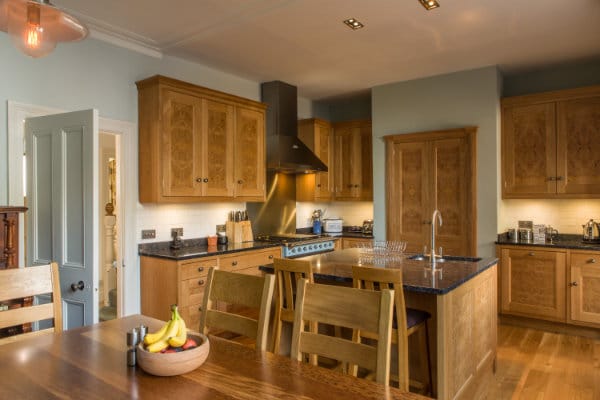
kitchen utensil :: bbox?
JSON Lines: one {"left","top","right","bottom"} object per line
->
{"left": 545, "top": 226, "right": 558, "bottom": 243}
{"left": 582, "top": 219, "right": 600, "bottom": 242}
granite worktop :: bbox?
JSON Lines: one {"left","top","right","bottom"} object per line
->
{"left": 138, "top": 238, "right": 281, "bottom": 260}
{"left": 260, "top": 247, "right": 498, "bottom": 295}
{"left": 496, "top": 233, "right": 600, "bottom": 251}
{"left": 296, "top": 227, "right": 374, "bottom": 239}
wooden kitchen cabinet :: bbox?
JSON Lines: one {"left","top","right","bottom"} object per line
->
{"left": 341, "top": 237, "right": 373, "bottom": 249}
{"left": 568, "top": 251, "right": 600, "bottom": 327}
{"left": 140, "top": 247, "right": 281, "bottom": 329}
{"left": 385, "top": 127, "right": 476, "bottom": 256}
{"left": 498, "top": 246, "right": 566, "bottom": 322}
{"left": 296, "top": 118, "right": 334, "bottom": 201}
{"left": 333, "top": 120, "right": 373, "bottom": 201}
{"left": 234, "top": 106, "right": 266, "bottom": 200}
{"left": 501, "top": 85, "right": 600, "bottom": 198}
{"left": 137, "top": 75, "right": 266, "bottom": 203}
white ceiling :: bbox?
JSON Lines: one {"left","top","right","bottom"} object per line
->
{"left": 54, "top": 0, "right": 600, "bottom": 100}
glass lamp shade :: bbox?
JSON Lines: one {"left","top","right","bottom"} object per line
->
{"left": 4, "top": 0, "right": 88, "bottom": 58}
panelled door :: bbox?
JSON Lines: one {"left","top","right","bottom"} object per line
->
{"left": 26, "top": 110, "right": 98, "bottom": 329}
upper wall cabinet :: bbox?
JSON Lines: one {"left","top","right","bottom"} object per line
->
{"left": 296, "top": 118, "right": 372, "bottom": 202}
{"left": 502, "top": 85, "right": 600, "bottom": 198}
{"left": 296, "top": 118, "right": 335, "bottom": 201}
{"left": 136, "top": 75, "right": 266, "bottom": 203}
{"left": 333, "top": 120, "right": 373, "bottom": 201}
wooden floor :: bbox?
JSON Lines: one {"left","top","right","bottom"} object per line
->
{"left": 486, "top": 324, "right": 600, "bottom": 399}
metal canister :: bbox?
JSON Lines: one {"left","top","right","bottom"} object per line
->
{"left": 507, "top": 228, "right": 518, "bottom": 243}
{"left": 518, "top": 228, "right": 533, "bottom": 243}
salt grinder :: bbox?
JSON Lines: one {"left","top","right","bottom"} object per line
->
{"left": 126, "top": 328, "right": 139, "bottom": 367}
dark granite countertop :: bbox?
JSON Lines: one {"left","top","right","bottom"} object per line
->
{"left": 260, "top": 248, "right": 498, "bottom": 295}
{"left": 496, "top": 233, "right": 600, "bottom": 251}
{"left": 296, "top": 227, "right": 374, "bottom": 239}
{"left": 138, "top": 238, "right": 281, "bottom": 260}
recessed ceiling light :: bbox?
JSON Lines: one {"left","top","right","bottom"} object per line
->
{"left": 343, "top": 18, "right": 364, "bottom": 30}
{"left": 419, "top": 0, "right": 440, "bottom": 10}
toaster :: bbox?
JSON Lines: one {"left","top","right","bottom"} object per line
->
{"left": 323, "top": 218, "right": 343, "bottom": 233}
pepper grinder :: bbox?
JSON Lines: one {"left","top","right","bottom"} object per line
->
{"left": 126, "top": 327, "right": 139, "bottom": 367}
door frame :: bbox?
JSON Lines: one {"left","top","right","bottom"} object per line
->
{"left": 7, "top": 101, "right": 135, "bottom": 320}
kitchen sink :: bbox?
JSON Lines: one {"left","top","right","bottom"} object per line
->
{"left": 408, "top": 254, "right": 482, "bottom": 263}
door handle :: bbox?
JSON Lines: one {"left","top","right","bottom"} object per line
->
{"left": 71, "top": 281, "right": 85, "bottom": 291}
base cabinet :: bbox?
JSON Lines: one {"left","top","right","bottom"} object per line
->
{"left": 141, "top": 247, "right": 281, "bottom": 330}
{"left": 569, "top": 251, "right": 600, "bottom": 326}
{"left": 498, "top": 245, "right": 600, "bottom": 329}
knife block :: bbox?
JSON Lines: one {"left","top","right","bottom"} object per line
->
{"left": 226, "top": 221, "right": 253, "bottom": 243}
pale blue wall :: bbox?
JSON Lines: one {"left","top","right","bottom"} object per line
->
{"left": 0, "top": 35, "right": 263, "bottom": 205}
{"left": 372, "top": 66, "right": 502, "bottom": 257}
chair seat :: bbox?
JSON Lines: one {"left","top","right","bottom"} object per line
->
{"left": 393, "top": 308, "right": 431, "bottom": 330}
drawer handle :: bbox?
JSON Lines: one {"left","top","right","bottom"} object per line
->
{"left": 570, "top": 281, "right": 578, "bottom": 287}
{"left": 237, "top": 180, "right": 243, "bottom": 184}
{"left": 203, "top": 178, "right": 209, "bottom": 183}
{"left": 588, "top": 258, "right": 596, "bottom": 264}
{"left": 232, "top": 261, "right": 238, "bottom": 266}
{"left": 197, "top": 266, "right": 204, "bottom": 272}
{"left": 196, "top": 178, "right": 202, "bottom": 183}
{"left": 528, "top": 252, "right": 535, "bottom": 256}
{"left": 268, "top": 255, "right": 274, "bottom": 259}
{"left": 198, "top": 279, "right": 205, "bottom": 286}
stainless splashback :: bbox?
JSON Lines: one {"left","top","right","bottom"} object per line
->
{"left": 247, "top": 171, "right": 297, "bottom": 236}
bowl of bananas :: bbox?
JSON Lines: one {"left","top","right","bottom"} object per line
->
{"left": 137, "top": 305, "right": 210, "bottom": 376}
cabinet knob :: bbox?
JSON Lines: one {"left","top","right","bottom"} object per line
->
{"left": 570, "top": 281, "right": 578, "bottom": 287}
{"left": 198, "top": 306, "right": 203, "bottom": 312}
{"left": 232, "top": 261, "right": 238, "bottom": 266}
{"left": 237, "top": 180, "right": 244, "bottom": 184}
{"left": 528, "top": 252, "right": 535, "bottom": 256}
{"left": 316, "top": 184, "right": 321, "bottom": 188}
{"left": 556, "top": 176, "right": 564, "bottom": 181}
{"left": 198, "top": 279, "right": 205, "bottom": 286}
{"left": 354, "top": 184, "right": 359, "bottom": 188}
{"left": 196, "top": 178, "right": 202, "bottom": 183}
{"left": 588, "top": 258, "right": 597, "bottom": 264}
{"left": 268, "top": 255, "right": 274, "bottom": 259}
{"left": 203, "top": 178, "right": 209, "bottom": 183}
{"left": 197, "top": 266, "right": 204, "bottom": 272}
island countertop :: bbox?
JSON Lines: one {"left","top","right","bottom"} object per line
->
{"left": 262, "top": 248, "right": 498, "bottom": 295}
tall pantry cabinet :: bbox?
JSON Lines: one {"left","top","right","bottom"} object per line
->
{"left": 385, "top": 127, "right": 477, "bottom": 256}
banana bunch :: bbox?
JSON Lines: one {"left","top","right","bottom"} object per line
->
{"left": 144, "top": 304, "right": 187, "bottom": 353}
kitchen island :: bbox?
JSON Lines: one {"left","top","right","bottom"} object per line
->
{"left": 268, "top": 248, "right": 498, "bottom": 400}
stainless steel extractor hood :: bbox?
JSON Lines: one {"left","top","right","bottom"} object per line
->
{"left": 261, "top": 81, "right": 328, "bottom": 173}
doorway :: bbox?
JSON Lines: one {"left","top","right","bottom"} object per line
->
{"left": 7, "top": 101, "right": 134, "bottom": 326}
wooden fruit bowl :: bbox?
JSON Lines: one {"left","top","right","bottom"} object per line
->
{"left": 136, "top": 334, "right": 210, "bottom": 376}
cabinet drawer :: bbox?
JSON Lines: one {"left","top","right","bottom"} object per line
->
{"left": 179, "top": 277, "right": 208, "bottom": 306}
{"left": 570, "top": 252, "right": 600, "bottom": 268}
{"left": 180, "top": 258, "right": 217, "bottom": 280}
{"left": 181, "top": 304, "right": 203, "bottom": 332}
{"left": 218, "top": 248, "right": 281, "bottom": 273}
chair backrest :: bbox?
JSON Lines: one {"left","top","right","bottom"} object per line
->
{"left": 290, "top": 278, "right": 393, "bottom": 385}
{"left": 352, "top": 265, "right": 409, "bottom": 390}
{"left": 271, "top": 258, "right": 314, "bottom": 354}
{"left": 273, "top": 258, "right": 313, "bottom": 320}
{"left": 0, "top": 262, "right": 62, "bottom": 345}
{"left": 199, "top": 267, "right": 275, "bottom": 351}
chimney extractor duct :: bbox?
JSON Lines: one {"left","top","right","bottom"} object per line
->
{"left": 261, "top": 81, "right": 328, "bottom": 173}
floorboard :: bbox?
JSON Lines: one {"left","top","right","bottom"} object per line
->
{"left": 487, "top": 324, "right": 600, "bottom": 400}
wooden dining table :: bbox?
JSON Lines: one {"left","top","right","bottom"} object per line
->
{"left": 0, "top": 314, "right": 429, "bottom": 399}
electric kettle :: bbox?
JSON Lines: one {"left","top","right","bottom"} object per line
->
{"left": 582, "top": 219, "right": 600, "bottom": 242}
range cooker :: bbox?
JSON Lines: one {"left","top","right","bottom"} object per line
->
{"left": 254, "top": 233, "right": 336, "bottom": 258}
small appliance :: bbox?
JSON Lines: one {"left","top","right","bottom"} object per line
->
{"left": 582, "top": 219, "right": 600, "bottom": 243}
{"left": 362, "top": 219, "right": 373, "bottom": 235}
{"left": 323, "top": 218, "right": 343, "bottom": 234}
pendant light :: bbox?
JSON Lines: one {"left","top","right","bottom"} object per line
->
{"left": 0, "top": 0, "right": 88, "bottom": 58}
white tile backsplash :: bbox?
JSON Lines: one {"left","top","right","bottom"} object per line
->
{"left": 499, "top": 199, "right": 600, "bottom": 234}
{"left": 296, "top": 201, "right": 373, "bottom": 228}
{"left": 136, "top": 202, "right": 244, "bottom": 243}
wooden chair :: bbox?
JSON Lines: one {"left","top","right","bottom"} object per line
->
{"left": 271, "top": 258, "right": 314, "bottom": 354}
{"left": 0, "top": 262, "right": 62, "bottom": 345}
{"left": 352, "top": 265, "right": 432, "bottom": 394}
{"left": 199, "top": 267, "right": 275, "bottom": 351}
{"left": 290, "top": 278, "right": 394, "bottom": 385}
